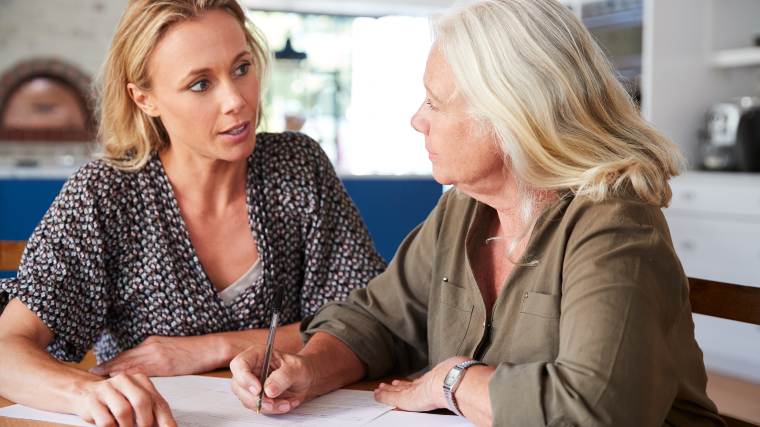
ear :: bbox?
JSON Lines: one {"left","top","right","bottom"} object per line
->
{"left": 127, "top": 83, "right": 160, "bottom": 117}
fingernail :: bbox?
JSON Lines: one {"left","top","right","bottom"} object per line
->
{"left": 89, "top": 366, "right": 106, "bottom": 375}
{"left": 278, "top": 403, "right": 290, "bottom": 411}
{"left": 249, "top": 386, "right": 258, "bottom": 394}
{"left": 265, "top": 386, "right": 276, "bottom": 396}
{"left": 263, "top": 401, "right": 273, "bottom": 410}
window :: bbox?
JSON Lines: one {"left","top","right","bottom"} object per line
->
{"left": 248, "top": 10, "right": 433, "bottom": 175}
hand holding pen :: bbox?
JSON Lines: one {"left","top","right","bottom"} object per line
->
{"left": 256, "top": 287, "right": 283, "bottom": 414}
{"left": 229, "top": 287, "right": 313, "bottom": 415}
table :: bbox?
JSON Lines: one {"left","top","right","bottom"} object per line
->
{"left": 0, "top": 352, "right": 387, "bottom": 426}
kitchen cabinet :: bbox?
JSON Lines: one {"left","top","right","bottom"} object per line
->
{"left": 642, "top": 0, "right": 760, "bottom": 384}
{"left": 0, "top": 173, "right": 443, "bottom": 270}
{"left": 642, "top": 0, "right": 760, "bottom": 166}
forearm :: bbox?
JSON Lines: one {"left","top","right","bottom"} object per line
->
{"left": 299, "top": 332, "right": 367, "bottom": 398}
{"left": 456, "top": 365, "right": 496, "bottom": 427}
{"left": 0, "top": 335, "right": 98, "bottom": 414}
{"left": 208, "top": 322, "right": 303, "bottom": 369}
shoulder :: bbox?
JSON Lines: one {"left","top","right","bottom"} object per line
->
{"left": 250, "top": 132, "right": 337, "bottom": 206}
{"left": 560, "top": 195, "right": 668, "bottom": 235}
{"left": 253, "top": 132, "right": 328, "bottom": 168}
{"left": 554, "top": 195, "right": 681, "bottom": 285}
{"left": 552, "top": 197, "right": 687, "bottom": 329}
{"left": 65, "top": 158, "right": 138, "bottom": 192}
{"left": 54, "top": 158, "right": 143, "bottom": 215}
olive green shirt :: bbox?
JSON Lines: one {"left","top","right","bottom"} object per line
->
{"left": 303, "top": 190, "right": 723, "bottom": 426}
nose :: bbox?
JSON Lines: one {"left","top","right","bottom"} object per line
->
{"left": 411, "top": 105, "right": 429, "bottom": 135}
{"left": 219, "top": 80, "right": 246, "bottom": 115}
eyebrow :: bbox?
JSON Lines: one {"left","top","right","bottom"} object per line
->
{"left": 180, "top": 51, "right": 251, "bottom": 84}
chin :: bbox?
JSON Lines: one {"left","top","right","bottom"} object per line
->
{"left": 222, "top": 136, "right": 256, "bottom": 161}
{"left": 431, "top": 166, "right": 455, "bottom": 186}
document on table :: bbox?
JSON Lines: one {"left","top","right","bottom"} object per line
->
{"left": 0, "top": 375, "right": 393, "bottom": 426}
{"left": 367, "top": 410, "right": 475, "bottom": 426}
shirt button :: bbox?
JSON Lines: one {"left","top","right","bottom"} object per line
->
{"left": 442, "top": 276, "right": 449, "bottom": 282}
{"left": 523, "top": 292, "right": 529, "bottom": 299}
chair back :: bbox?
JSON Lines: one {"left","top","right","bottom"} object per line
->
{"left": 689, "top": 278, "right": 760, "bottom": 325}
{"left": 0, "top": 240, "right": 25, "bottom": 271}
{"left": 688, "top": 277, "right": 760, "bottom": 427}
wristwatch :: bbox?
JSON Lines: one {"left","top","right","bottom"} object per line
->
{"left": 442, "top": 360, "right": 486, "bottom": 416}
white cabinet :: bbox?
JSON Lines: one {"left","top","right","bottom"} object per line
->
{"left": 665, "top": 172, "right": 760, "bottom": 382}
{"left": 668, "top": 216, "right": 760, "bottom": 285}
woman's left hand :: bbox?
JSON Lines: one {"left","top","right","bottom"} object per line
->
{"left": 373, "top": 356, "right": 468, "bottom": 412}
{"left": 90, "top": 335, "right": 223, "bottom": 377}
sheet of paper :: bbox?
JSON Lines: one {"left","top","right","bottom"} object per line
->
{"left": 367, "top": 410, "right": 475, "bottom": 426}
{"left": 0, "top": 375, "right": 393, "bottom": 427}
{"left": 0, "top": 405, "right": 90, "bottom": 427}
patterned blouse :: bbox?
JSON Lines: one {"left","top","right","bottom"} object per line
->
{"left": 0, "top": 132, "right": 386, "bottom": 363}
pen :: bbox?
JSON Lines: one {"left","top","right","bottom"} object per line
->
{"left": 257, "top": 286, "right": 284, "bottom": 414}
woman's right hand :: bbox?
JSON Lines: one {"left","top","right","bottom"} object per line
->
{"left": 229, "top": 345, "right": 315, "bottom": 414}
{"left": 73, "top": 372, "right": 176, "bottom": 427}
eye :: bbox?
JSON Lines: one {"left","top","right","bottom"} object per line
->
{"left": 234, "top": 62, "right": 251, "bottom": 77}
{"left": 189, "top": 79, "right": 210, "bottom": 93}
{"left": 425, "top": 97, "right": 438, "bottom": 111}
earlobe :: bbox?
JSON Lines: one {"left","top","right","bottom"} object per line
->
{"left": 126, "top": 83, "right": 159, "bottom": 117}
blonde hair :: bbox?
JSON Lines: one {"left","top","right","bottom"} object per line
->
{"left": 96, "top": 0, "right": 269, "bottom": 171}
{"left": 434, "top": 0, "right": 683, "bottom": 217}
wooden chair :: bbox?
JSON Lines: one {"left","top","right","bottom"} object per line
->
{"left": 0, "top": 240, "right": 25, "bottom": 271}
{"left": 688, "top": 277, "right": 760, "bottom": 427}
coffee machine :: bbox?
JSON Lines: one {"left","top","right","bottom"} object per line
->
{"left": 700, "top": 96, "right": 760, "bottom": 172}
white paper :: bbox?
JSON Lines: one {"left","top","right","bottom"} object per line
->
{"left": 0, "top": 375, "right": 393, "bottom": 427}
{"left": 0, "top": 405, "right": 91, "bottom": 426}
{"left": 367, "top": 410, "right": 475, "bottom": 426}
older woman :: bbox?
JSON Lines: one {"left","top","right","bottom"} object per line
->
{"left": 0, "top": 0, "right": 384, "bottom": 425}
{"left": 230, "top": 1, "right": 724, "bottom": 426}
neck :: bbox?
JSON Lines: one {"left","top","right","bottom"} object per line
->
{"left": 159, "top": 146, "right": 248, "bottom": 216}
{"left": 457, "top": 169, "right": 555, "bottom": 237}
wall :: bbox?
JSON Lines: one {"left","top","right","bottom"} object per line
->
{"left": 241, "top": 0, "right": 454, "bottom": 16}
{"left": 0, "top": 0, "right": 128, "bottom": 78}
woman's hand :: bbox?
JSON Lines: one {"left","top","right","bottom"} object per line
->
{"left": 90, "top": 335, "right": 222, "bottom": 377}
{"left": 373, "top": 356, "right": 468, "bottom": 412}
{"left": 229, "top": 344, "right": 315, "bottom": 414}
{"left": 73, "top": 372, "right": 176, "bottom": 427}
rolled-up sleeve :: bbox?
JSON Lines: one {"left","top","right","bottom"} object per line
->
{"left": 302, "top": 191, "right": 452, "bottom": 379}
{"left": 489, "top": 201, "right": 692, "bottom": 426}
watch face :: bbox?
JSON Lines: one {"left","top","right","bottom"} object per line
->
{"left": 443, "top": 367, "right": 460, "bottom": 387}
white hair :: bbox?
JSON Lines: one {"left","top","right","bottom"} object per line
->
{"left": 433, "top": 0, "right": 683, "bottom": 225}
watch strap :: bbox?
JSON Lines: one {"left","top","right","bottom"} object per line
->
{"left": 443, "top": 360, "right": 486, "bottom": 416}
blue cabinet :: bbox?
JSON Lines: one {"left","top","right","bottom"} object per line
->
{"left": 0, "top": 176, "right": 442, "bottom": 276}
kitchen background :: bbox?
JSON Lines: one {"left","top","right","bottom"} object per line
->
{"left": 0, "top": 0, "right": 759, "bottom": 422}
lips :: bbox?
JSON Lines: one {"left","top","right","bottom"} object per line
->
{"left": 425, "top": 143, "right": 437, "bottom": 159}
{"left": 221, "top": 121, "right": 249, "bottom": 135}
